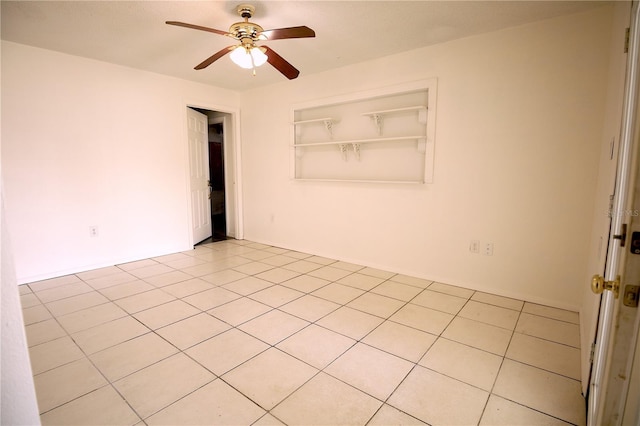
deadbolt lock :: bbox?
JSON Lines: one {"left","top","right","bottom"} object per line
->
{"left": 591, "top": 274, "right": 620, "bottom": 298}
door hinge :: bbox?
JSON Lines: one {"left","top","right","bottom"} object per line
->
{"left": 625, "top": 27, "right": 630, "bottom": 53}
{"left": 590, "top": 342, "right": 596, "bottom": 363}
{"left": 613, "top": 223, "right": 628, "bottom": 247}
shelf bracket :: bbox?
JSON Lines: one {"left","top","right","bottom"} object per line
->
{"left": 324, "top": 119, "right": 334, "bottom": 139}
{"left": 352, "top": 143, "right": 361, "bottom": 161}
{"left": 339, "top": 143, "right": 349, "bottom": 161}
{"left": 370, "top": 114, "right": 383, "bottom": 135}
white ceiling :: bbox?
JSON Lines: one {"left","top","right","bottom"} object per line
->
{"left": 1, "top": 1, "right": 610, "bottom": 92}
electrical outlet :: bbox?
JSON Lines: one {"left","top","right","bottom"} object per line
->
{"left": 484, "top": 242, "right": 494, "bottom": 256}
{"left": 470, "top": 240, "right": 480, "bottom": 254}
{"left": 89, "top": 226, "right": 99, "bottom": 237}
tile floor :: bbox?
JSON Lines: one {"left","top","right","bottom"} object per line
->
{"left": 20, "top": 239, "right": 586, "bottom": 425}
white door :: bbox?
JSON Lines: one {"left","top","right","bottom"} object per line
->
{"left": 187, "top": 107, "right": 212, "bottom": 245}
{"left": 588, "top": 2, "right": 640, "bottom": 424}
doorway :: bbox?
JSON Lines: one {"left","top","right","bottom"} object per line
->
{"left": 208, "top": 120, "right": 227, "bottom": 242}
{"left": 187, "top": 105, "right": 239, "bottom": 246}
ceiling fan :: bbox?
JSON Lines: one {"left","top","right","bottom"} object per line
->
{"left": 166, "top": 4, "right": 315, "bottom": 80}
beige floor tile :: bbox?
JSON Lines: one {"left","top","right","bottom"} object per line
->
{"left": 249, "top": 284, "right": 305, "bottom": 307}
{"left": 90, "top": 332, "right": 178, "bottom": 381}
{"left": 419, "top": 338, "right": 502, "bottom": 391}
{"left": 471, "top": 291, "right": 524, "bottom": 311}
{"left": 337, "top": 273, "right": 386, "bottom": 291}
{"left": 253, "top": 413, "right": 286, "bottom": 425}
{"left": 72, "top": 316, "right": 150, "bottom": 354}
{"left": 76, "top": 266, "right": 122, "bottom": 280}
{"left": 185, "top": 328, "right": 269, "bottom": 375}
{"left": 114, "top": 289, "right": 176, "bottom": 314}
{"left": 208, "top": 297, "right": 273, "bottom": 326}
{"left": 29, "top": 336, "right": 85, "bottom": 375}
{"left": 270, "top": 372, "right": 382, "bottom": 425}
{"left": 317, "top": 306, "right": 384, "bottom": 340}
{"left": 411, "top": 289, "right": 467, "bottom": 315}
{"left": 28, "top": 274, "right": 82, "bottom": 292}
{"left": 458, "top": 300, "right": 520, "bottom": 330}
{"left": 40, "top": 385, "right": 141, "bottom": 426}
{"left": 390, "top": 275, "right": 433, "bottom": 289}
{"left": 326, "top": 343, "right": 414, "bottom": 400}
{"left": 145, "top": 379, "right": 265, "bottom": 425}
{"left": 34, "top": 358, "right": 108, "bottom": 413}
{"left": 358, "top": 267, "right": 395, "bottom": 279}
{"left": 480, "top": 395, "right": 571, "bottom": 425}
{"left": 222, "top": 276, "right": 274, "bottom": 295}
{"left": 427, "top": 282, "right": 474, "bottom": 299}
{"left": 162, "top": 256, "right": 207, "bottom": 270}
{"left": 387, "top": 366, "right": 489, "bottom": 426}
{"left": 442, "top": 316, "right": 513, "bottom": 356}
{"left": 306, "top": 255, "right": 336, "bottom": 265}
{"left": 240, "top": 250, "right": 276, "bottom": 261}
{"left": 332, "top": 261, "right": 365, "bottom": 272}
{"left": 84, "top": 272, "right": 139, "bottom": 290}
{"left": 347, "top": 292, "right": 405, "bottom": 318}
{"left": 152, "top": 252, "right": 193, "bottom": 264}
{"left": 46, "top": 291, "right": 109, "bottom": 316}
{"left": 156, "top": 312, "right": 231, "bottom": 349}
{"left": 280, "top": 274, "right": 330, "bottom": 293}
{"left": 279, "top": 294, "right": 340, "bottom": 322}
{"left": 282, "top": 259, "right": 323, "bottom": 273}
{"left": 223, "top": 348, "right": 318, "bottom": 410}
{"left": 181, "top": 286, "right": 240, "bottom": 310}
{"left": 133, "top": 299, "right": 200, "bottom": 329}
{"left": 20, "top": 292, "right": 41, "bottom": 309}
{"left": 277, "top": 324, "right": 356, "bottom": 369}
{"left": 506, "top": 333, "right": 581, "bottom": 380}
{"left": 239, "top": 309, "right": 309, "bottom": 345}
{"left": 368, "top": 404, "right": 428, "bottom": 425}
{"left": 308, "top": 266, "right": 353, "bottom": 281}
{"left": 200, "top": 268, "right": 248, "bottom": 286}
{"left": 114, "top": 353, "right": 215, "bottom": 419}
{"left": 371, "top": 280, "right": 423, "bottom": 302}
{"left": 515, "top": 313, "right": 580, "bottom": 348}
{"left": 523, "top": 303, "right": 580, "bottom": 324}
{"left": 25, "top": 318, "right": 67, "bottom": 347}
{"left": 161, "top": 277, "right": 215, "bottom": 298}
{"left": 281, "top": 250, "right": 313, "bottom": 260}
{"left": 22, "top": 304, "right": 52, "bottom": 325}
{"left": 389, "top": 303, "right": 453, "bottom": 335}
{"left": 143, "top": 270, "right": 193, "bottom": 287}
{"left": 265, "top": 246, "right": 289, "bottom": 254}
{"left": 493, "top": 359, "right": 586, "bottom": 425}
{"left": 127, "top": 264, "right": 174, "bottom": 279}
{"left": 56, "top": 302, "right": 127, "bottom": 334}
{"left": 261, "top": 254, "right": 298, "bottom": 267}
{"left": 311, "top": 282, "right": 365, "bottom": 305}
{"left": 363, "top": 321, "right": 437, "bottom": 362}
{"left": 19, "top": 284, "right": 33, "bottom": 295}
{"left": 99, "top": 280, "right": 154, "bottom": 300}
{"left": 35, "top": 281, "right": 95, "bottom": 303}
{"left": 232, "top": 261, "right": 274, "bottom": 275}
{"left": 180, "top": 262, "right": 226, "bottom": 277}
{"left": 117, "top": 259, "right": 159, "bottom": 271}
{"left": 256, "top": 267, "right": 301, "bottom": 284}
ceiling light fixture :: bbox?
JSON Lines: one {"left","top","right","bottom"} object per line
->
{"left": 230, "top": 44, "right": 267, "bottom": 69}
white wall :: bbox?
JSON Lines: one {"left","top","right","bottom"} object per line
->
{"left": 239, "top": 6, "right": 614, "bottom": 310}
{"left": 1, "top": 41, "right": 240, "bottom": 283}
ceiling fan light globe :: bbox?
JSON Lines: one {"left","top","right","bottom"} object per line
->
{"left": 251, "top": 47, "right": 268, "bottom": 67}
{"left": 230, "top": 46, "right": 254, "bottom": 69}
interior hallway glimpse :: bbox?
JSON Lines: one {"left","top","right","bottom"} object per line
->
{"left": 22, "top": 239, "right": 585, "bottom": 425}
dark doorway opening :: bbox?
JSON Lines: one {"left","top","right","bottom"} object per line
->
{"left": 208, "top": 122, "right": 227, "bottom": 242}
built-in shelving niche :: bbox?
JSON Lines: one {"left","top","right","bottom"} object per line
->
{"left": 290, "top": 79, "right": 437, "bottom": 184}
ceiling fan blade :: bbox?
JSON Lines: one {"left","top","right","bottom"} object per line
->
{"left": 263, "top": 46, "right": 300, "bottom": 80}
{"left": 260, "top": 26, "right": 315, "bottom": 40}
{"left": 195, "top": 46, "right": 234, "bottom": 70}
{"left": 166, "top": 21, "right": 229, "bottom": 37}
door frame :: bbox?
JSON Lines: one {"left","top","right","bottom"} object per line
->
{"left": 183, "top": 101, "right": 244, "bottom": 247}
{"left": 588, "top": 1, "right": 640, "bottom": 423}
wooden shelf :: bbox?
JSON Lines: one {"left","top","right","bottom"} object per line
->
{"left": 291, "top": 135, "right": 424, "bottom": 148}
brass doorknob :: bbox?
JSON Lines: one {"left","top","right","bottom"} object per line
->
{"left": 591, "top": 274, "right": 620, "bottom": 298}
